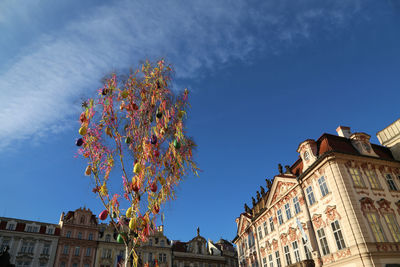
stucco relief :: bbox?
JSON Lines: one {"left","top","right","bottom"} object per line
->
{"left": 288, "top": 227, "right": 298, "bottom": 242}
{"left": 280, "top": 233, "right": 288, "bottom": 246}
{"left": 356, "top": 190, "right": 369, "bottom": 196}
{"left": 322, "top": 254, "right": 335, "bottom": 264}
{"left": 271, "top": 182, "right": 297, "bottom": 204}
{"left": 311, "top": 214, "right": 326, "bottom": 229}
{"left": 377, "top": 199, "right": 394, "bottom": 214}
{"left": 376, "top": 243, "right": 400, "bottom": 252}
{"left": 360, "top": 197, "right": 378, "bottom": 216}
{"left": 325, "top": 205, "right": 341, "bottom": 224}
{"left": 336, "top": 248, "right": 351, "bottom": 259}
{"left": 272, "top": 239, "right": 278, "bottom": 251}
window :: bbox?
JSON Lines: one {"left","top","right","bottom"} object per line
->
{"left": 318, "top": 176, "right": 329, "bottom": 197}
{"left": 20, "top": 242, "right": 28, "bottom": 253}
{"left": 268, "top": 254, "right": 273, "bottom": 267}
{"left": 277, "top": 209, "right": 283, "bottom": 225}
{"left": 106, "top": 249, "right": 112, "bottom": 258}
{"left": 105, "top": 234, "right": 111, "bottom": 242}
{"left": 160, "top": 239, "right": 165, "bottom": 246}
{"left": 149, "top": 238, "right": 153, "bottom": 246}
{"left": 66, "top": 231, "right": 71, "bottom": 238}
{"left": 284, "top": 203, "right": 292, "bottom": 220}
{"left": 349, "top": 168, "right": 364, "bottom": 187}
{"left": 258, "top": 226, "right": 263, "bottom": 239}
{"left": 263, "top": 221, "right": 268, "bottom": 236}
{"left": 331, "top": 220, "right": 346, "bottom": 250}
{"left": 26, "top": 242, "right": 34, "bottom": 253}
{"left": 60, "top": 262, "right": 66, "bottom": 267}
{"left": 63, "top": 245, "right": 69, "bottom": 254}
{"left": 84, "top": 265, "right": 89, "bottom": 267}
{"left": 78, "top": 232, "right": 82, "bottom": 239}
{"left": 72, "top": 264, "right": 78, "bottom": 267}
{"left": 365, "top": 170, "right": 381, "bottom": 189}
{"left": 148, "top": 252, "right": 153, "bottom": 262}
{"left": 262, "top": 257, "right": 267, "bottom": 267}
{"left": 317, "top": 228, "right": 330, "bottom": 256}
{"left": 46, "top": 227, "right": 54, "bottom": 235}
{"left": 1, "top": 239, "right": 10, "bottom": 252}
{"left": 306, "top": 186, "right": 316, "bottom": 206}
{"left": 248, "top": 232, "right": 255, "bottom": 248}
{"left": 269, "top": 217, "right": 274, "bottom": 232}
{"left": 302, "top": 238, "right": 312, "bottom": 260}
{"left": 292, "top": 241, "right": 300, "bottom": 262}
{"left": 88, "top": 233, "right": 93, "bottom": 240}
{"left": 7, "top": 223, "right": 16, "bottom": 231}
{"left": 74, "top": 246, "right": 80, "bottom": 256}
{"left": 383, "top": 213, "right": 400, "bottom": 242}
{"left": 293, "top": 196, "right": 301, "bottom": 214}
{"left": 80, "top": 216, "right": 85, "bottom": 224}
{"left": 275, "top": 251, "right": 281, "bottom": 267}
{"left": 42, "top": 243, "right": 50, "bottom": 255}
{"left": 304, "top": 151, "right": 309, "bottom": 161}
{"left": 385, "top": 174, "right": 398, "bottom": 191}
{"left": 86, "top": 247, "right": 91, "bottom": 257}
{"left": 283, "top": 245, "right": 291, "bottom": 265}
{"left": 366, "top": 213, "right": 386, "bottom": 242}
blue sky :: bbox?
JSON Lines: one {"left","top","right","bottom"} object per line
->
{"left": 0, "top": 0, "right": 399, "bottom": 243}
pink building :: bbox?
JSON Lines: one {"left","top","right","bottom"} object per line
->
{"left": 54, "top": 207, "right": 98, "bottom": 267}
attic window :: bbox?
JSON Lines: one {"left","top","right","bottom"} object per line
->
{"left": 304, "top": 151, "right": 309, "bottom": 161}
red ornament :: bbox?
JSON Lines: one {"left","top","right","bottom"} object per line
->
{"left": 154, "top": 150, "right": 160, "bottom": 158}
{"left": 99, "top": 210, "right": 108, "bottom": 220}
{"left": 153, "top": 204, "right": 160, "bottom": 214}
{"left": 150, "top": 181, "right": 157, "bottom": 192}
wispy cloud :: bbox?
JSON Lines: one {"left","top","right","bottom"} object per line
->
{"left": 0, "top": 0, "right": 371, "bottom": 150}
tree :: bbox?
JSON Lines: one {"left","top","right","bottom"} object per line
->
{"left": 76, "top": 60, "right": 199, "bottom": 267}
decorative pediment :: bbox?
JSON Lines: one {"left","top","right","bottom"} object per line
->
{"left": 360, "top": 197, "right": 377, "bottom": 215}
{"left": 325, "top": 205, "right": 341, "bottom": 223}
{"left": 312, "top": 214, "right": 326, "bottom": 229}
{"left": 377, "top": 199, "right": 394, "bottom": 214}
{"left": 271, "top": 181, "right": 297, "bottom": 204}
{"left": 237, "top": 214, "right": 251, "bottom": 236}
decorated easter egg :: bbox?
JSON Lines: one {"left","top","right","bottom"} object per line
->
{"left": 117, "top": 233, "right": 125, "bottom": 244}
{"left": 126, "top": 207, "right": 133, "bottom": 218}
{"left": 79, "top": 126, "right": 87, "bottom": 135}
{"left": 150, "top": 135, "right": 157, "bottom": 145}
{"left": 85, "top": 165, "right": 92, "bottom": 176}
{"left": 173, "top": 140, "right": 181, "bottom": 149}
{"left": 76, "top": 138, "right": 84, "bottom": 146}
{"left": 99, "top": 210, "right": 108, "bottom": 220}
{"left": 132, "top": 103, "right": 138, "bottom": 110}
{"left": 153, "top": 204, "right": 160, "bottom": 214}
{"left": 125, "top": 137, "right": 132, "bottom": 144}
{"left": 79, "top": 113, "right": 87, "bottom": 123}
{"left": 133, "top": 163, "right": 141, "bottom": 174}
{"left": 156, "top": 111, "right": 162, "bottom": 119}
{"left": 129, "top": 218, "right": 135, "bottom": 229}
{"left": 105, "top": 127, "right": 112, "bottom": 137}
{"left": 121, "top": 90, "right": 129, "bottom": 98}
{"left": 150, "top": 181, "right": 157, "bottom": 192}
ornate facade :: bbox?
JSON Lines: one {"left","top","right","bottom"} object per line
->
{"left": 234, "top": 124, "right": 400, "bottom": 267}
{"left": 0, "top": 217, "right": 60, "bottom": 266}
{"left": 95, "top": 223, "right": 125, "bottom": 267}
{"left": 54, "top": 207, "right": 98, "bottom": 267}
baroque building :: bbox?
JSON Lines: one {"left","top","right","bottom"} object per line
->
{"left": 54, "top": 207, "right": 98, "bottom": 267}
{"left": 234, "top": 124, "right": 400, "bottom": 267}
{"left": 172, "top": 228, "right": 238, "bottom": 267}
{"left": 0, "top": 217, "right": 60, "bottom": 266}
{"left": 95, "top": 223, "right": 125, "bottom": 267}
{"left": 137, "top": 225, "right": 172, "bottom": 267}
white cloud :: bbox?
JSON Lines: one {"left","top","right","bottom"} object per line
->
{"left": 0, "top": 0, "right": 370, "bottom": 150}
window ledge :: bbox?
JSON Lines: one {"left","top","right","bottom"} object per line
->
{"left": 320, "top": 192, "right": 332, "bottom": 201}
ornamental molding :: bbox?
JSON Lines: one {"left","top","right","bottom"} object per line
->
{"left": 377, "top": 199, "right": 394, "bottom": 214}
{"left": 360, "top": 197, "right": 378, "bottom": 216}
{"left": 325, "top": 205, "right": 341, "bottom": 223}
{"left": 311, "top": 214, "right": 325, "bottom": 229}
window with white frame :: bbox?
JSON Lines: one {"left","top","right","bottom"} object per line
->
{"left": 365, "top": 170, "right": 381, "bottom": 189}
{"left": 285, "top": 203, "right": 292, "bottom": 220}
{"left": 42, "top": 243, "right": 50, "bottom": 255}
{"left": 258, "top": 226, "right": 263, "bottom": 239}
{"left": 331, "top": 220, "right": 346, "bottom": 250}
{"left": 6, "top": 222, "right": 16, "bottom": 231}
{"left": 26, "top": 225, "right": 39, "bottom": 233}
{"left": 317, "top": 228, "right": 330, "bottom": 256}
{"left": 269, "top": 217, "right": 274, "bottom": 232}
{"left": 275, "top": 251, "right": 281, "bottom": 267}
{"left": 74, "top": 246, "right": 80, "bottom": 256}
{"left": 263, "top": 221, "right": 268, "bottom": 236}
{"left": 63, "top": 245, "right": 69, "bottom": 254}
{"left": 86, "top": 247, "right": 91, "bottom": 257}
{"left": 46, "top": 227, "right": 54, "bottom": 235}
{"left": 385, "top": 174, "right": 398, "bottom": 191}
{"left": 262, "top": 257, "right": 267, "bottom": 267}
{"left": 306, "top": 186, "right": 316, "bottom": 206}
{"left": 366, "top": 213, "right": 386, "bottom": 242}
{"left": 292, "top": 241, "right": 300, "bottom": 262}
{"left": 349, "top": 168, "right": 365, "bottom": 187}
{"left": 293, "top": 196, "right": 301, "bottom": 214}
{"left": 0, "top": 238, "right": 10, "bottom": 251}
{"left": 383, "top": 213, "right": 400, "bottom": 242}
{"left": 268, "top": 254, "right": 273, "bottom": 267}
{"left": 20, "top": 241, "right": 27, "bottom": 253}
{"left": 277, "top": 209, "right": 283, "bottom": 225}
{"left": 284, "top": 245, "right": 291, "bottom": 265}
{"left": 318, "top": 176, "right": 329, "bottom": 197}
{"left": 302, "top": 238, "right": 312, "bottom": 260}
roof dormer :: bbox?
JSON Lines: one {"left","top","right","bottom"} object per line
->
{"left": 350, "top": 132, "right": 379, "bottom": 157}
{"left": 297, "top": 139, "right": 318, "bottom": 170}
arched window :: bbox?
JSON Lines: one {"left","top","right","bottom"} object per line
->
{"left": 80, "top": 216, "right": 85, "bottom": 224}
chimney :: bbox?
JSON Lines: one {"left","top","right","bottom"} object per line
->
{"left": 336, "top": 126, "right": 351, "bottom": 138}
